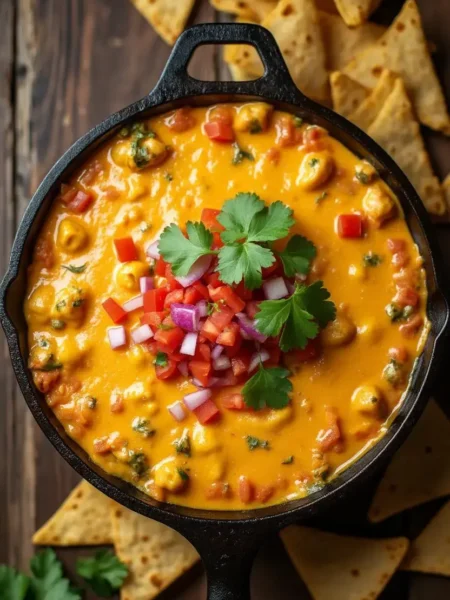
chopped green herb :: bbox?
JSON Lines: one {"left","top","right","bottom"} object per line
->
{"left": 72, "top": 298, "right": 84, "bottom": 308}
{"left": 159, "top": 221, "right": 215, "bottom": 277}
{"left": 246, "top": 435, "right": 270, "bottom": 451}
{"left": 62, "top": 263, "right": 87, "bottom": 274}
{"left": 164, "top": 173, "right": 173, "bottom": 182}
{"left": 87, "top": 397, "right": 97, "bottom": 409}
{"left": 383, "top": 358, "right": 405, "bottom": 386}
{"left": 51, "top": 319, "right": 66, "bottom": 330}
{"left": 131, "top": 417, "right": 155, "bottom": 438}
{"left": 119, "top": 125, "right": 131, "bottom": 138}
{"left": 55, "top": 300, "right": 67, "bottom": 312}
{"left": 385, "top": 303, "right": 413, "bottom": 322}
{"left": 249, "top": 119, "right": 263, "bottom": 134}
{"left": 157, "top": 323, "right": 173, "bottom": 331}
{"left": 38, "top": 338, "right": 50, "bottom": 348}
{"left": 243, "top": 364, "right": 293, "bottom": 410}
{"left": 277, "top": 234, "right": 316, "bottom": 277}
{"left": 128, "top": 452, "right": 149, "bottom": 477}
{"left": 128, "top": 123, "right": 156, "bottom": 169}
{"left": 206, "top": 301, "right": 220, "bottom": 316}
{"left": 363, "top": 252, "right": 382, "bottom": 267}
{"left": 174, "top": 430, "right": 191, "bottom": 457}
{"left": 36, "top": 355, "right": 63, "bottom": 372}
{"left": 309, "top": 157, "right": 320, "bottom": 167}
{"left": 153, "top": 352, "right": 168, "bottom": 367}
{"left": 177, "top": 468, "right": 190, "bottom": 481}
{"left": 76, "top": 549, "right": 128, "bottom": 598}
{"left": 232, "top": 143, "right": 254, "bottom": 165}
{"left": 282, "top": 455, "right": 294, "bottom": 465}
{"left": 355, "top": 170, "right": 370, "bottom": 184}
{"left": 315, "top": 191, "right": 328, "bottom": 204}
{"left": 293, "top": 116, "right": 303, "bottom": 127}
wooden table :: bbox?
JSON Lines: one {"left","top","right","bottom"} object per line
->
{"left": 1, "top": 1, "right": 450, "bottom": 598}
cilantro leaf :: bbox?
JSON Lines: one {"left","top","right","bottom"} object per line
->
{"left": 277, "top": 235, "right": 316, "bottom": 277}
{"left": 0, "top": 566, "right": 30, "bottom": 600}
{"left": 247, "top": 201, "right": 294, "bottom": 242}
{"left": 153, "top": 352, "right": 168, "bottom": 367}
{"left": 158, "top": 222, "right": 214, "bottom": 276}
{"left": 217, "top": 243, "right": 274, "bottom": 289}
{"left": 255, "top": 281, "right": 336, "bottom": 351}
{"left": 76, "top": 550, "right": 128, "bottom": 597}
{"left": 243, "top": 365, "right": 292, "bottom": 410}
{"left": 62, "top": 263, "right": 87, "bottom": 274}
{"left": 217, "top": 193, "right": 265, "bottom": 243}
{"left": 246, "top": 435, "right": 270, "bottom": 450}
{"left": 29, "top": 549, "right": 81, "bottom": 600}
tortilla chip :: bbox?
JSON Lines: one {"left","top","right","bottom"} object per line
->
{"left": 402, "top": 500, "right": 450, "bottom": 575}
{"left": 367, "top": 78, "right": 446, "bottom": 216}
{"left": 349, "top": 68, "right": 399, "bottom": 131}
{"left": 330, "top": 72, "right": 369, "bottom": 119}
{"left": 228, "top": 63, "right": 258, "bottom": 81}
{"left": 369, "top": 400, "right": 450, "bottom": 523}
{"left": 210, "top": 0, "right": 277, "bottom": 20}
{"left": 319, "top": 11, "right": 385, "bottom": 72}
{"left": 334, "top": 0, "right": 382, "bottom": 26}
{"left": 223, "top": 17, "right": 264, "bottom": 77}
{"left": 343, "top": 0, "right": 450, "bottom": 134}
{"left": 112, "top": 505, "right": 199, "bottom": 600}
{"left": 130, "top": 0, "right": 195, "bottom": 45}
{"left": 33, "top": 481, "right": 113, "bottom": 546}
{"left": 281, "top": 525, "right": 409, "bottom": 600}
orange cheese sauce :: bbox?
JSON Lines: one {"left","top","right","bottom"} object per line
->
{"left": 24, "top": 104, "right": 428, "bottom": 509}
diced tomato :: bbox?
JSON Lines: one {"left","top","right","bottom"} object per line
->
{"left": 255, "top": 485, "right": 275, "bottom": 504}
{"left": 205, "top": 482, "right": 231, "bottom": 499}
{"left": 234, "top": 280, "right": 253, "bottom": 301}
{"left": 195, "top": 343, "right": 211, "bottom": 362}
{"left": 400, "top": 314, "right": 423, "bottom": 338}
{"left": 63, "top": 188, "right": 94, "bottom": 213}
{"left": 238, "top": 476, "right": 254, "bottom": 504}
{"left": 102, "top": 298, "right": 127, "bottom": 324}
{"left": 206, "top": 272, "right": 223, "bottom": 288}
{"left": 189, "top": 360, "right": 211, "bottom": 387}
{"left": 60, "top": 185, "right": 77, "bottom": 204}
{"left": 165, "top": 107, "right": 195, "bottom": 132}
{"left": 154, "top": 327, "right": 184, "bottom": 353}
{"left": 194, "top": 398, "right": 220, "bottom": 424}
{"left": 204, "top": 121, "right": 235, "bottom": 143}
{"left": 162, "top": 315, "right": 175, "bottom": 328}
{"left": 144, "top": 288, "right": 168, "bottom": 312}
{"left": 222, "top": 393, "right": 244, "bottom": 410}
{"left": 391, "top": 251, "right": 409, "bottom": 269}
{"left": 201, "top": 208, "right": 224, "bottom": 232}
{"left": 184, "top": 286, "right": 202, "bottom": 305}
{"left": 155, "top": 257, "right": 168, "bottom": 277}
{"left": 246, "top": 301, "right": 261, "bottom": 320}
{"left": 388, "top": 346, "right": 409, "bottom": 363}
{"left": 387, "top": 238, "right": 406, "bottom": 254}
{"left": 209, "top": 286, "right": 245, "bottom": 313}
{"left": 209, "top": 106, "right": 233, "bottom": 125}
{"left": 275, "top": 116, "right": 302, "bottom": 148}
{"left": 336, "top": 214, "right": 363, "bottom": 238}
{"left": 212, "top": 232, "right": 224, "bottom": 249}
{"left": 217, "top": 369, "right": 238, "bottom": 387}
{"left": 114, "top": 237, "right": 139, "bottom": 262}
{"left": 292, "top": 339, "right": 320, "bottom": 362}
{"left": 225, "top": 335, "right": 242, "bottom": 358}
{"left": 217, "top": 322, "right": 240, "bottom": 347}
{"left": 201, "top": 319, "right": 221, "bottom": 343}
{"left": 146, "top": 340, "right": 159, "bottom": 355}
{"left": 231, "top": 350, "right": 251, "bottom": 377}
{"left": 155, "top": 358, "right": 178, "bottom": 380}
{"left": 317, "top": 407, "right": 342, "bottom": 452}
{"left": 140, "top": 311, "right": 167, "bottom": 329}
{"left": 265, "top": 346, "right": 281, "bottom": 366}
{"left": 165, "top": 264, "right": 183, "bottom": 291}
{"left": 394, "top": 286, "right": 419, "bottom": 307}
{"left": 302, "top": 126, "right": 327, "bottom": 152}
{"left": 261, "top": 257, "right": 280, "bottom": 279}
{"left": 192, "top": 281, "right": 209, "bottom": 300}
{"left": 210, "top": 306, "right": 235, "bottom": 330}
{"left": 164, "top": 289, "right": 184, "bottom": 307}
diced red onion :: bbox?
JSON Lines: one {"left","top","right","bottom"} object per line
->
{"left": 171, "top": 303, "right": 200, "bottom": 332}
{"left": 192, "top": 377, "right": 205, "bottom": 388}
{"left": 108, "top": 326, "right": 126, "bottom": 349}
{"left": 139, "top": 276, "right": 154, "bottom": 293}
{"left": 184, "top": 389, "right": 212, "bottom": 411}
{"left": 263, "top": 277, "right": 289, "bottom": 300}
{"left": 131, "top": 324, "right": 153, "bottom": 344}
{"left": 239, "top": 327, "right": 251, "bottom": 340}
{"left": 249, "top": 349, "right": 270, "bottom": 373}
{"left": 208, "top": 376, "right": 220, "bottom": 387}
{"left": 178, "top": 361, "right": 189, "bottom": 377}
{"left": 213, "top": 355, "right": 231, "bottom": 371}
{"left": 168, "top": 401, "right": 186, "bottom": 422}
{"left": 196, "top": 299, "right": 208, "bottom": 318}
{"left": 180, "top": 332, "right": 198, "bottom": 356}
{"left": 210, "top": 374, "right": 237, "bottom": 387}
{"left": 286, "top": 280, "right": 295, "bottom": 295}
{"left": 146, "top": 240, "right": 160, "bottom": 259}
{"left": 211, "top": 344, "right": 224, "bottom": 360}
{"left": 123, "top": 294, "right": 144, "bottom": 313}
{"left": 175, "top": 255, "right": 212, "bottom": 288}
{"left": 236, "top": 312, "right": 267, "bottom": 343}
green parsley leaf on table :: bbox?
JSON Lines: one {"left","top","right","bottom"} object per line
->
{"left": 0, "top": 565, "right": 30, "bottom": 600}
{"left": 159, "top": 221, "right": 214, "bottom": 276}
{"left": 255, "top": 281, "right": 336, "bottom": 351}
{"left": 76, "top": 549, "right": 128, "bottom": 598}
{"left": 243, "top": 365, "right": 293, "bottom": 410}
{"left": 277, "top": 234, "right": 316, "bottom": 277}
{"left": 29, "top": 549, "right": 81, "bottom": 600}
{"left": 217, "top": 243, "right": 274, "bottom": 290}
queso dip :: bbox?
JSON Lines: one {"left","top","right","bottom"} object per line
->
{"left": 25, "top": 103, "right": 428, "bottom": 509}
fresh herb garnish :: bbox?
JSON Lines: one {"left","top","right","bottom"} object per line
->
{"left": 383, "top": 358, "right": 405, "bottom": 386}
{"left": 131, "top": 417, "right": 155, "bottom": 438}
{"left": 159, "top": 221, "right": 215, "bottom": 277}
{"left": 62, "top": 263, "right": 87, "bottom": 274}
{"left": 255, "top": 281, "right": 336, "bottom": 351}
{"left": 249, "top": 119, "right": 263, "bottom": 134}
{"left": 177, "top": 467, "right": 190, "bottom": 481}
{"left": 355, "top": 170, "right": 370, "bottom": 184}
{"left": 72, "top": 298, "right": 84, "bottom": 308}
{"left": 242, "top": 364, "right": 293, "bottom": 410}
{"left": 87, "top": 396, "right": 97, "bottom": 409}
{"left": 51, "top": 319, "right": 66, "bottom": 330}
{"left": 30, "top": 548, "right": 81, "bottom": 600}
{"left": 282, "top": 455, "right": 294, "bottom": 464}
{"left": 38, "top": 338, "right": 49, "bottom": 348}
{"left": 157, "top": 323, "right": 173, "bottom": 331}
{"left": 36, "top": 355, "right": 63, "bottom": 372}
{"left": 128, "top": 452, "right": 149, "bottom": 477}
{"left": 246, "top": 435, "right": 270, "bottom": 451}
{"left": 363, "top": 252, "right": 382, "bottom": 267}
{"left": 174, "top": 430, "right": 191, "bottom": 456}
{"left": 277, "top": 235, "right": 316, "bottom": 277}
{"left": 206, "top": 301, "right": 220, "bottom": 315}
{"left": 232, "top": 143, "right": 254, "bottom": 165}
{"left": 125, "top": 122, "right": 156, "bottom": 169}
{"left": 309, "top": 157, "right": 320, "bottom": 167}
{"left": 315, "top": 191, "right": 328, "bottom": 204}
{"left": 153, "top": 352, "right": 169, "bottom": 367}
{"left": 293, "top": 116, "right": 303, "bottom": 127}
{"left": 164, "top": 173, "right": 173, "bottom": 182}
{"left": 385, "top": 303, "right": 413, "bottom": 322}
{"left": 0, "top": 564, "right": 30, "bottom": 600}
{"left": 76, "top": 550, "right": 128, "bottom": 598}
{"left": 55, "top": 300, "right": 66, "bottom": 312}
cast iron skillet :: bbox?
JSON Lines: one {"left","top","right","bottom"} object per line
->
{"left": 1, "top": 23, "right": 450, "bottom": 599}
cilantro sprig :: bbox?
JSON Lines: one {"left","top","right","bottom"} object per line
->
{"left": 243, "top": 365, "right": 293, "bottom": 410}
{"left": 76, "top": 550, "right": 128, "bottom": 597}
{"left": 255, "top": 281, "right": 336, "bottom": 351}
{"left": 158, "top": 222, "right": 215, "bottom": 277}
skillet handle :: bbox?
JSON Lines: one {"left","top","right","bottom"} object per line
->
{"left": 152, "top": 22, "right": 303, "bottom": 101}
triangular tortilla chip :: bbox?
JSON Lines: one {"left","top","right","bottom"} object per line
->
{"left": 343, "top": 0, "right": 450, "bottom": 134}
{"left": 112, "top": 505, "right": 199, "bottom": 600}
{"left": 33, "top": 481, "right": 113, "bottom": 546}
{"left": 330, "top": 72, "right": 369, "bottom": 119}
{"left": 367, "top": 78, "right": 446, "bottom": 216}
{"left": 130, "top": 0, "right": 195, "bottom": 45}
{"left": 228, "top": 63, "right": 258, "bottom": 81}
{"left": 229, "top": 0, "right": 329, "bottom": 103}
{"left": 210, "top": 0, "right": 277, "bottom": 20}
{"left": 281, "top": 525, "right": 409, "bottom": 600}
{"left": 369, "top": 400, "right": 450, "bottom": 523}
{"left": 223, "top": 17, "right": 264, "bottom": 77}
{"left": 334, "top": 0, "right": 382, "bottom": 26}
{"left": 319, "top": 12, "right": 386, "bottom": 72}
{"left": 402, "top": 500, "right": 450, "bottom": 575}
{"left": 349, "top": 68, "right": 399, "bottom": 131}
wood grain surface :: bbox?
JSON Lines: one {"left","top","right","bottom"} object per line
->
{"left": 1, "top": 1, "right": 450, "bottom": 598}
